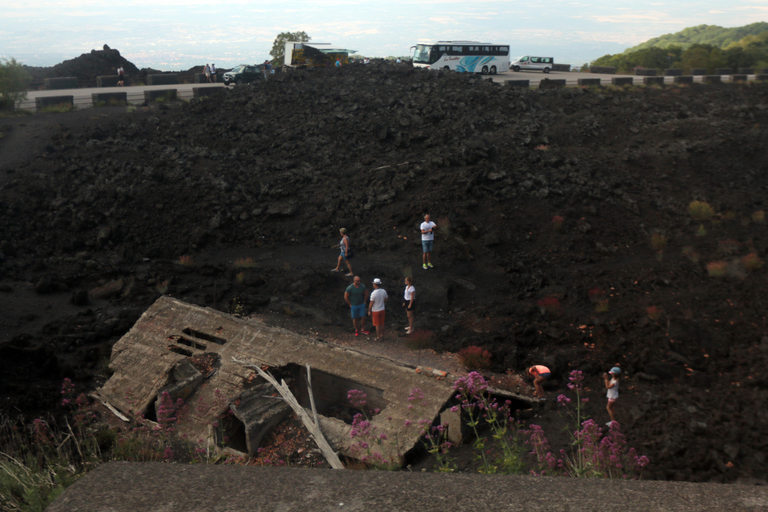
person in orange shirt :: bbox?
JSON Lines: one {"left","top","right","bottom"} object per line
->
{"left": 528, "top": 365, "right": 552, "bottom": 397}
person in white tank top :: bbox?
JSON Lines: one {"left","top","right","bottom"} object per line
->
{"left": 604, "top": 366, "right": 621, "bottom": 426}
{"left": 402, "top": 276, "right": 415, "bottom": 334}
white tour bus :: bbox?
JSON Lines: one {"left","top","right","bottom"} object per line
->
{"left": 411, "top": 41, "right": 510, "bottom": 74}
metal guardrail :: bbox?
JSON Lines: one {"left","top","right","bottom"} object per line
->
{"left": 492, "top": 73, "right": 767, "bottom": 88}
{"left": 17, "top": 83, "right": 225, "bottom": 111}
{"left": 16, "top": 74, "right": 767, "bottom": 111}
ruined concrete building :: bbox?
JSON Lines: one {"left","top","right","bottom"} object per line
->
{"left": 97, "top": 296, "right": 461, "bottom": 463}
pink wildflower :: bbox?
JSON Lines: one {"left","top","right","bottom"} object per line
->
{"left": 347, "top": 389, "right": 368, "bottom": 408}
{"left": 408, "top": 387, "right": 425, "bottom": 402}
{"left": 567, "top": 370, "right": 584, "bottom": 391}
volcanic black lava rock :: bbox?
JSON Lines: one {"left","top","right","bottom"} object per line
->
{"left": 2, "top": 64, "right": 768, "bottom": 482}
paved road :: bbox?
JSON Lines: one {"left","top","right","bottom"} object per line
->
{"left": 48, "top": 462, "right": 768, "bottom": 512}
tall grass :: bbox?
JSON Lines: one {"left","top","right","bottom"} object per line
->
{"left": 0, "top": 382, "right": 217, "bottom": 511}
{"left": 0, "top": 414, "right": 99, "bottom": 511}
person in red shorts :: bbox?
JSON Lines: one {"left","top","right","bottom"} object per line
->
{"left": 368, "top": 278, "right": 388, "bottom": 340}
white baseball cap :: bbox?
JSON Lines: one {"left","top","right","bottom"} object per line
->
{"left": 373, "top": 278, "right": 382, "bottom": 284}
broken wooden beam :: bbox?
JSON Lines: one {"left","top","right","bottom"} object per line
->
{"left": 232, "top": 357, "right": 345, "bottom": 469}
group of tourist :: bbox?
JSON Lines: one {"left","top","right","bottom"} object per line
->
{"left": 528, "top": 364, "right": 622, "bottom": 425}
{"left": 204, "top": 63, "right": 217, "bottom": 82}
{"left": 334, "top": 214, "right": 623, "bottom": 426}
{"left": 334, "top": 214, "right": 437, "bottom": 339}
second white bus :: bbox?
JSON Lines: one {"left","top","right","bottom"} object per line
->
{"left": 411, "top": 41, "right": 510, "bottom": 74}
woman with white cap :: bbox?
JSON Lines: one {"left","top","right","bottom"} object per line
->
{"left": 604, "top": 365, "right": 621, "bottom": 426}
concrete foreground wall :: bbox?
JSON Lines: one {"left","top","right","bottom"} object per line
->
{"left": 47, "top": 462, "right": 768, "bottom": 512}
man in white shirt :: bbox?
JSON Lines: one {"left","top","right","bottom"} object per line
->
{"left": 420, "top": 214, "right": 437, "bottom": 270}
{"left": 368, "top": 278, "right": 388, "bottom": 340}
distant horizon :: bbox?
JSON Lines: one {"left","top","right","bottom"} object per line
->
{"left": 2, "top": 1, "right": 766, "bottom": 72}
{"left": 9, "top": 41, "right": 628, "bottom": 72}
{"left": 12, "top": 41, "right": 630, "bottom": 72}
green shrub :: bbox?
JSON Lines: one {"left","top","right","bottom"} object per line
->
{"left": 39, "top": 103, "right": 73, "bottom": 113}
{"left": 177, "top": 255, "right": 195, "bottom": 267}
{"left": 688, "top": 200, "right": 715, "bottom": 221}
{"left": 646, "top": 305, "right": 663, "bottom": 320}
{"left": 706, "top": 260, "right": 728, "bottom": 277}
{"left": 682, "top": 246, "right": 700, "bottom": 262}
{"left": 742, "top": 252, "right": 764, "bottom": 271}
{"left": 650, "top": 232, "right": 668, "bottom": 251}
{"left": 233, "top": 257, "right": 257, "bottom": 268}
{"left": 0, "top": 58, "right": 30, "bottom": 110}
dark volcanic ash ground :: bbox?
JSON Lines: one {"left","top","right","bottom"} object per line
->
{"left": 1, "top": 63, "right": 768, "bottom": 483}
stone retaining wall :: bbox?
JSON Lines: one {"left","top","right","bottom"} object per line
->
{"left": 92, "top": 92, "right": 128, "bottom": 106}
{"left": 144, "top": 89, "right": 178, "bottom": 103}
{"left": 146, "top": 74, "right": 179, "bottom": 85}
{"left": 44, "top": 77, "right": 78, "bottom": 89}
{"left": 35, "top": 95, "right": 73, "bottom": 110}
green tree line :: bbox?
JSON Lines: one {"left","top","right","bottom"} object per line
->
{"left": 628, "top": 22, "right": 768, "bottom": 52}
{"left": 0, "top": 58, "right": 29, "bottom": 110}
{"left": 591, "top": 37, "right": 768, "bottom": 73}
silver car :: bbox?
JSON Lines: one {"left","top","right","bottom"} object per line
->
{"left": 511, "top": 56, "right": 554, "bottom": 73}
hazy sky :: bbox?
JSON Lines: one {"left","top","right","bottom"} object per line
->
{"left": 1, "top": 0, "right": 766, "bottom": 70}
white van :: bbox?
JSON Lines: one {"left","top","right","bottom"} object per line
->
{"left": 510, "top": 56, "right": 554, "bottom": 73}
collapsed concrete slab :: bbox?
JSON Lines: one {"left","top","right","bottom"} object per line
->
{"left": 98, "top": 296, "right": 459, "bottom": 463}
